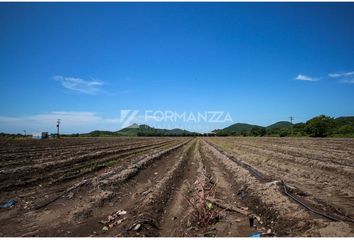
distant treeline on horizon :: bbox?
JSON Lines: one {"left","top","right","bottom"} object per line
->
{"left": 1, "top": 115, "right": 354, "bottom": 139}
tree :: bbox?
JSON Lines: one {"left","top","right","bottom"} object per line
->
{"left": 293, "top": 123, "right": 306, "bottom": 136}
{"left": 336, "top": 125, "right": 354, "bottom": 135}
{"left": 305, "top": 115, "right": 335, "bottom": 137}
{"left": 279, "top": 128, "right": 289, "bottom": 137}
{"left": 250, "top": 127, "right": 266, "bottom": 137}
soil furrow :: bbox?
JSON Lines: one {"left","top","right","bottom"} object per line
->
{"left": 203, "top": 139, "right": 354, "bottom": 237}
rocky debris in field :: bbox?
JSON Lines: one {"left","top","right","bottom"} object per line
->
{"left": 108, "top": 218, "right": 125, "bottom": 228}
{"left": 67, "top": 192, "right": 74, "bottom": 199}
{"left": 206, "top": 197, "right": 248, "bottom": 215}
{"left": 21, "top": 230, "right": 39, "bottom": 237}
{"left": 236, "top": 186, "right": 247, "bottom": 199}
{"left": 117, "top": 210, "right": 127, "bottom": 215}
{"left": 261, "top": 229, "right": 274, "bottom": 237}
{"left": 133, "top": 223, "right": 141, "bottom": 231}
{"left": 141, "top": 189, "right": 152, "bottom": 196}
{"left": 265, "top": 180, "right": 281, "bottom": 188}
{"left": 102, "top": 226, "right": 108, "bottom": 231}
{"left": 23, "top": 201, "right": 30, "bottom": 209}
{"left": 100, "top": 209, "right": 127, "bottom": 228}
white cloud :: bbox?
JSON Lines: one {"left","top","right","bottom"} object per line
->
{"left": 328, "top": 71, "right": 354, "bottom": 84}
{"left": 294, "top": 74, "right": 318, "bottom": 81}
{"left": 54, "top": 75, "right": 104, "bottom": 94}
{"left": 340, "top": 79, "right": 354, "bottom": 84}
{"left": 328, "top": 71, "right": 354, "bottom": 78}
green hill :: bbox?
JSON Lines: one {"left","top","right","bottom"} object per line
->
{"left": 334, "top": 116, "right": 354, "bottom": 128}
{"left": 83, "top": 130, "right": 121, "bottom": 137}
{"left": 266, "top": 121, "right": 293, "bottom": 137}
{"left": 82, "top": 124, "right": 196, "bottom": 137}
{"left": 213, "top": 123, "right": 261, "bottom": 136}
{"left": 116, "top": 124, "right": 146, "bottom": 136}
{"left": 213, "top": 115, "right": 354, "bottom": 137}
{"left": 117, "top": 124, "right": 196, "bottom": 136}
{"left": 55, "top": 115, "right": 354, "bottom": 138}
{"left": 80, "top": 124, "right": 197, "bottom": 137}
{"left": 266, "top": 121, "right": 293, "bottom": 130}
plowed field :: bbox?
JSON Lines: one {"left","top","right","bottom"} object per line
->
{"left": 0, "top": 137, "right": 353, "bottom": 237}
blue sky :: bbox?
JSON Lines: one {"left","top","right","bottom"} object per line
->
{"left": 1, "top": 2, "right": 354, "bottom": 133}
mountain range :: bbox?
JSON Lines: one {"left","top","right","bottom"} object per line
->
{"left": 78, "top": 116, "right": 354, "bottom": 137}
{"left": 83, "top": 124, "right": 196, "bottom": 137}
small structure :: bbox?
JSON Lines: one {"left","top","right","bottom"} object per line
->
{"left": 32, "top": 132, "right": 49, "bottom": 140}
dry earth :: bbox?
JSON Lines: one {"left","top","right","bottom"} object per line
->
{"left": 0, "top": 137, "right": 353, "bottom": 237}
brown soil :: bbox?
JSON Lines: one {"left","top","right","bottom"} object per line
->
{"left": 0, "top": 137, "right": 353, "bottom": 237}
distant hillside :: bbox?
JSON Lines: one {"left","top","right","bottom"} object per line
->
{"left": 266, "top": 121, "right": 293, "bottom": 130}
{"left": 213, "top": 115, "right": 354, "bottom": 137}
{"left": 214, "top": 121, "right": 295, "bottom": 136}
{"left": 83, "top": 124, "right": 197, "bottom": 137}
{"left": 213, "top": 123, "right": 261, "bottom": 135}
{"left": 334, "top": 116, "right": 354, "bottom": 128}
{"left": 116, "top": 123, "right": 144, "bottom": 136}
{"left": 83, "top": 130, "right": 121, "bottom": 137}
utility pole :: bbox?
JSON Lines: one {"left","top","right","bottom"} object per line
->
{"left": 57, "top": 119, "right": 61, "bottom": 139}
{"left": 23, "top": 130, "right": 26, "bottom": 137}
{"left": 289, "top": 116, "right": 294, "bottom": 136}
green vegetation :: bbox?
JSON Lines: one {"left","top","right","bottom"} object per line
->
{"left": 213, "top": 123, "right": 259, "bottom": 136}
{"left": 250, "top": 126, "right": 267, "bottom": 137}
{"left": 304, "top": 115, "right": 335, "bottom": 137}
{"left": 267, "top": 121, "right": 293, "bottom": 130}
{"left": 213, "top": 115, "right": 354, "bottom": 137}
{"left": 0, "top": 132, "right": 29, "bottom": 139}
{"left": 2, "top": 115, "right": 354, "bottom": 139}
{"left": 82, "top": 124, "right": 199, "bottom": 137}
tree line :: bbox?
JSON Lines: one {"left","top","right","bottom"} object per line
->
{"left": 215, "top": 115, "right": 354, "bottom": 137}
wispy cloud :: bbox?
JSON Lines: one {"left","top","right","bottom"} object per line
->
{"left": 328, "top": 71, "right": 354, "bottom": 78}
{"left": 294, "top": 74, "right": 318, "bottom": 82}
{"left": 328, "top": 70, "right": 354, "bottom": 84}
{"left": 339, "top": 79, "right": 354, "bottom": 84}
{"left": 54, "top": 75, "right": 104, "bottom": 94}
